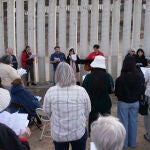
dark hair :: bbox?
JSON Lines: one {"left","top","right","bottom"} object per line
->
{"left": 0, "top": 54, "right": 12, "bottom": 64}
{"left": 54, "top": 46, "right": 60, "bottom": 49}
{"left": 90, "top": 68, "right": 106, "bottom": 96}
{"left": 121, "top": 56, "right": 136, "bottom": 74}
{"left": 93, "top": 44, "right": 100, "bottom": 49}
{"left": 136, "top": 48, "right": 145, "bottom": 57}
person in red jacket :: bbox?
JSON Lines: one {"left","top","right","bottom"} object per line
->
{"left": 21, "top": 46, "right": 36, "bottom": 86}
{"left": 86, "top": 44, "right": 104, "bottom": 60}
{"left": 84, "top": 44, "right": 104, "bottom": 71}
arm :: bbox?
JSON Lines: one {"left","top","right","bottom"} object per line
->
{"left": 82, "top": 88, "right": 91, "bottom": 118}
{"left": 43, "top": 90, "right": 51, "bottom": 117}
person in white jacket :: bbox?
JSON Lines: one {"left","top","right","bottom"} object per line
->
{"left": 43, "top": 62, "right": 91, "bottom": 150}
{"left": 144, "top": 69, "right": 150, "bottom": 142}
{"left": 0, "top": 54, "right": 20, "bottom": 89}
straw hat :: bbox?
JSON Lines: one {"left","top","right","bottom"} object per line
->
{"left": 90, "top": 55, "right": 106, "bottom": 69}
{"left": 0, "top": 88, "right": 11, "bottom": 112}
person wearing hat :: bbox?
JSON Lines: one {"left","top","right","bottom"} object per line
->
{"left": 82, "top": 55, "right": 114, "bottom": 135}
{"left": 66, "top": 48, "right": 80, "bottom": 85}
{"left": 0, "top": 88, "right": 31, "bottom": 150}
{"left": 0, "top": 54, "right": 21, "bottom": 89}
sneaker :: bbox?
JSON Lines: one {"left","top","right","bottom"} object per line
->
{"left": 144, "top": 134, "right": 150, "bottom": 142}
{"left": 31, "top": 83, "right": 37, "bottom": 86}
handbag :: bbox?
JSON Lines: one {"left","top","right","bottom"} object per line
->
{"left": 139, "top": 96, "right": 148, "bottom": 116}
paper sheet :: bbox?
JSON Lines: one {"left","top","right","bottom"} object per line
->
{"left": 30, "top": 54, "right": 37, "bottom": 59}
{"left": 90, "top": 142, "right": 97, "bottom": 150}
{"left": 0, "top": 111, "right": 29, "bottom": 135}
{"left": 17, "top": 68, "right": 27, "bottom": 76}
{"left": 71, "top": 54, "right": 77, "bottom": 61}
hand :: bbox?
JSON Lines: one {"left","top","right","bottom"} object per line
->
{"left": 19, "top": 127, "right": 31, "bottom": 139}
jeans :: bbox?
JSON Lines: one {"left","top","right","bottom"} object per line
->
{"left": 53, "top": 129, "right": 87, "bottom": 150}
{"left": 117, "top": 101, "right": 139, "bottom": 148}
{"left": 144, "top": 96, "right": 150, "bottom": 139}
{"left": 25, "top": 64, "right": 34, "bottom": 83}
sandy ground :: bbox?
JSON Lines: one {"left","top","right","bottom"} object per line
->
{"left": 27, "top": 85, "right": 150, "bottom": 150}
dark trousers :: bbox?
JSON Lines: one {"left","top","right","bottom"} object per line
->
{"left": 53, "top": 129, "right": 87, "bottom": 150}
{"left": 25, "top": 64, "right": 34, "bottom": 83}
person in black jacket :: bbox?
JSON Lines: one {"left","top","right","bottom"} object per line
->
{"left": 0, "top": 123, "right": 30, "bottom": 150}
{"left": 115, "top": 56, "right": 145, "bottom": 149}
{"left": 66, "top": 48, "right": 80, "bottom": 85}
{"left": 135, "top": 48, "right": 148, "bottom": 67}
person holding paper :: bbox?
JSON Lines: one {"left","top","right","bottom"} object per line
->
{"left": 0, "top": 88, "right": 31, "bottom": 150}
{"left": 21, "top": 46, "right": 36, "bottom": 86}
{"left": 50, "top": 46, "right": 66, "bottom": 84}
{"left": 66, "top": 48, "right": 80, "bottom": 85}
{"left": 8, "top": 78, "right": 42, "bottom": 126}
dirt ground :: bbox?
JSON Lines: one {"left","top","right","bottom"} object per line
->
{"left": 27, "top": 84, "right": 150, "bottom": 150}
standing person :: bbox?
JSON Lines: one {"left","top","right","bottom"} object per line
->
{"left": 50, "top": 46, "right": 66, "bottom": 84}
{"left": 135, "top": 48, "right": 148, "bottom": 67}
{"left": 43, "top": 62, "right": 91, "bottom": 150}
{"left": 115, "top": 56, "right": 145, "bottom": 148}
{"left": 125, "top": 48, "right": 136, "bottom": 59}
{"left": 144, "top": 69, "right": 150, "bottom": 142}
{"left": 0, "top": 54, "right": 20, "bottom": 89}
{"left": 0, "top": 88, "right": 31, "bottom": 150}
{"left": 82, "top": 44, "right": 104, "bottom": 71}
{"left": 21, "top": 46, "right": 36, "bottom": 86}
{"left": 5, "top": 48, "right": 18, "bottom": 70}
{"left": 82, "top": 56, "right": 113, "bottom": 135}
{"left": 66, "top": 48, "right": 80, "bottom": 85}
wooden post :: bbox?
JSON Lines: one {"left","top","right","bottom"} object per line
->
{"left": 16, "top": 0, "right": 24, "bottom": 67}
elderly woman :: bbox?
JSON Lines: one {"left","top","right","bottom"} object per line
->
{"left": 43, "top": 62, "right": 91, "bottom": 150}
{"left": 0, "top": 54, "right": 20, "bottom": 89}
{"left": 82, "top": 55, "right": 114, "bottom": 135}
{"left": 91, "top": 116, "right": 126, "bottom": 150}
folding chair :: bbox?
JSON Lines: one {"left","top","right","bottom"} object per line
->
{"left": 35, "top": 108, "right": 51, "bottom": 140}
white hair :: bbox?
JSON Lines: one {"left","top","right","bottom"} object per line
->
{"left": 91, "top": 116, "right": 126, "bottom": 150}
{"left": 55, "top": 62, "right": 76, "bottom": 87}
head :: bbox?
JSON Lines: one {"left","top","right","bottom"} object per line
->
{"left": 54, "top": 46, "right": 60, "bottom": 54}
{"left": 0, "top": 54, "right": 12, "bottom": 65}
{"left": 128, "top": 48, "right": 136, "bottom": 56}
{"left": 55, "top": 62, "right": 76, "bottom": 87}
{"left": 25, "top": 46, "right": 31, "bottom": 53}
{"left": 121, "top": 56, "right": 136, "bottom": 74}
{"left": 11, "top": 78, "right": 24, "bottom": 86}
{"left": 0, "top": 88, "right": 11, "bottom": 112}
{"left": 91, "top": 116, "right": 126, "bottom": 150}
{"left": 93, "top": 44, "right": 100, "bottom": 53}
{"left": 90, "top": 55, "right": 106, "bottom": 70}
{"left": 136, "top": 48, "right": 145, "bottom": 57}
{"left": 68, "top": 48, "right": 75, "bottom": 55}
{"left": 5, "top": 48, "right": 13, "bottom": 55}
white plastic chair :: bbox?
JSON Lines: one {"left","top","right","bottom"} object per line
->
{"left": 35, "top": 108, "right": 50, "bottom": 140}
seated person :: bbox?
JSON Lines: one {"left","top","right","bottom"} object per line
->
{"left": 91, "top": 116, "right": 126, "bottom": 150}
{"left": 0, "top": 88, "right": 31, "bottom": 150}
{"left": 8, "top": 78, "right": 42, "bottom": 126}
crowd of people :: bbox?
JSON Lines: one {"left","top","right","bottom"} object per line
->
{"left": 0, "top": 45, "right": 150, "bottom": 150}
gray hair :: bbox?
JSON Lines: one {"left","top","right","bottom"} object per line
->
{"left": 91, "top": 116, "right": 126, "bottom": 150}
{"left": 55, "top": 62, "right": 76, "bottom": 87}
{"left": 0, "top": 54, "right": 12, "bottom": 64}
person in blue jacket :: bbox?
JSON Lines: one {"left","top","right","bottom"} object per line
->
{"left": 8, "top": 78, "right": 42, "bottom": 126}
